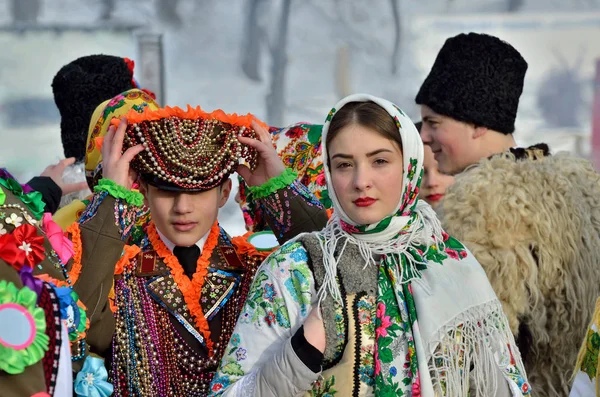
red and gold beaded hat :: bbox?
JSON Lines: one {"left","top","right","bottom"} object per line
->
{"left": 113, "top": 105, "right": 264, "bottom": 192}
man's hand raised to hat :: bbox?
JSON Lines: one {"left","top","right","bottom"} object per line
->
{"left": 237, "top": 120, "right": 286, "bottom": 187}
{"left": 102, "top": 118, "right": 144, "bottom": 190}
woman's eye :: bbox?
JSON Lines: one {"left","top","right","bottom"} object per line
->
{"left": 336, "top": 162, "right": 351, "bottom": 169}
{"left": 374, "top": 159, "right": 388, "bottom": 165}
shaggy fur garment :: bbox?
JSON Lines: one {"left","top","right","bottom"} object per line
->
{"left": 440, "top": 149, "right": 600, "bottom": 396}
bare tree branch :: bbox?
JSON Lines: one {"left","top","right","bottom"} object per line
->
{"left": 241, "top": 0, "right": 264, "bottom": 81}
{"left": 506, "top": 0, "right": 525, "bottom": 12}
{"left": 156, "top": 0, "right": 182, "bottom": 27}
{"left": 390, "top": 0, "right": 401, "bottom": 74}
{"left": 266, "top": 0, "right": 292, "bottom": 126}
{"left": 99, "top": 0, "right": 116, "bottom": 21}
{"left": 10, "top": 0, "right": 41, "bottom": 24}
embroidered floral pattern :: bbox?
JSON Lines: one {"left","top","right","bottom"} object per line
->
{"left": 311, "top": 375, "right": 338, "bottom": 396}
{"left": 581, "top": 327, "right": 600, "bottom": 380}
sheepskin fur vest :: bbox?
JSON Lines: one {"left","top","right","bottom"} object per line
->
{"left": 439, "top": 143, "right": 600, "bottom": 396}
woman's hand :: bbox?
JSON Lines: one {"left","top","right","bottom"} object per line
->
{"left": 237, "top": 120, "right": 286, "bottom": 187}
{"left": 101, "top": 118, "right": 143, "bottom": 189}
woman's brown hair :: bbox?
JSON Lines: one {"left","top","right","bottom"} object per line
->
{"left": 326, "top": 101, "right": 403, "bottom": 154}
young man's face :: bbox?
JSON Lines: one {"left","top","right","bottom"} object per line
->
{"left": 419, "top": 105, "right": 481, "bottom": 176}
{"left": 141, "top": 179, "right": 232, "bottom": 246}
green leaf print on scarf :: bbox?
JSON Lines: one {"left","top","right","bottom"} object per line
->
{"left": 581, "top": 328, "right": 600, "bottom": 379}
{"left": 307, "top": 124, "right": 323, "bottom": 145}
{"left": 374, "top": 264, "right": 421, "bottom": 396}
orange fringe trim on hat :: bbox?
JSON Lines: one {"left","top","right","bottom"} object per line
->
{"left": 110, "top": 105, "right": 268, "bottom": 131}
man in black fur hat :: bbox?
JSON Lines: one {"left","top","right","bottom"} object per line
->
{"left": 416, "top": 32, "right": 600, "bottom": 396}
{"left": 52, "top": 54, "right": 139, "bottom": 162}
{"left": 50, "top": 54, "right": 150, "bottom": 209}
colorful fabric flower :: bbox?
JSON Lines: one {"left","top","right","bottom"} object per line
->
{"left": 0, "top": 280, "right": 49, "bottom": 374}
{"left": 74, "top": 356, "right": 114, "bottom": 397}
{"left": 24, "top": 213, "right": 37, "bottom": 225}
{"left": 12, "top": 224, "right": 45, "bottom": 268}
{"left": 5, "top": 213, "right": 23, "bottom": 228}
{"left": 0, "top": 224, "right": 44, "bottom": 271}
{"left": 19, "top": 266, "right": 44, "bottom": 299}
{"left": 41, "top": 213, "right": 74, "bottom": 263}
{"left": 0, "top": 178, "right": 45, "bottom": 220}
{"left": 55, "top": 287, "right": 87, "bottom": 341}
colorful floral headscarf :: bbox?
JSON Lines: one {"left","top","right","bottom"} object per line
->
{"left": 238, "top": 122, "right": 330, "bottom": 232}
{"left": 318, "top": 93, "right": 447, "bottom": 395}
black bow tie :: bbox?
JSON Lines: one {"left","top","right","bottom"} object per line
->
{"left": 173, "top": 245, "right": 201, "bottom": 278}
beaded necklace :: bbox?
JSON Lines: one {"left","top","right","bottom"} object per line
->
{"left": 147, "top": 220, "right": 219, "bottom": 356}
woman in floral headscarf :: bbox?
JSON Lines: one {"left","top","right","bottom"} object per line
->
{"left": 210, "top": 94, "right": 531, "bottom": 397}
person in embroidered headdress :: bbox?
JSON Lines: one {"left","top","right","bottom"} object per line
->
{"left": 210, "top": 94, "right": 530, "bottom": 397}
{"left": 51, "top": 54, "right": 154, "bottom": 210}
{"left": 416, "top": 32, "right": 600, "bottom": 395}
{"left": 69, "top": 103, "right": 327, "bottom": 396}
{"left": 53, "top": 88, "right": 160, "bottom": 230}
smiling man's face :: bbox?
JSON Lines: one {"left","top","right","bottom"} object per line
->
{"left": 419, "top": 105, "right": 482, "bottom": 175}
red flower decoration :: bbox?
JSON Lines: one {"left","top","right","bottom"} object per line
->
{"left": 0, "top": 233, "right": 23, "bottom": 267}
{"left": 285, "top": 126, "right": 305, "bottom": 139}
{"left": 0, "top": 224, "right": 45, "bottom": 270}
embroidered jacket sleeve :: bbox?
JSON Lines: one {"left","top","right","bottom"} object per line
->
{"left": 70, "top": 181, "right": 142, "bottom": 364}
{"left": 249, "top": 169, "right": 328, "bottom": 243}
{"left": 570, "top": 297, "right": 600, "bottom": 397}
{"left": 210, "top": 241, "right": 321, "bottom": 396}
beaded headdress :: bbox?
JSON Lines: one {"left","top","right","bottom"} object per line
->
{"left": 115, "top": 106, "right": 265, "bottom": 192}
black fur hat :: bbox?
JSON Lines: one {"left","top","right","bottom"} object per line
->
{"left": 415, "top": 33, "right": 527, "bottom": 134}
{"left": 52, "top": 55, "right": 136, "bottom": 161}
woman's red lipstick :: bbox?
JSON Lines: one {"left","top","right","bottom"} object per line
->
{"left": 353, "top": 197, "right": 376, "bottom": 207}
{"left": 426, "top": 194, "right": 444, "bottom": 202}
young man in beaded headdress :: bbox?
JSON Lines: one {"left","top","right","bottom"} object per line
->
{"left": 70, "top": 103, "right": 327, "bottom": 396}
{"left": 416, "top": 32, "right": 600, "bottom": 395}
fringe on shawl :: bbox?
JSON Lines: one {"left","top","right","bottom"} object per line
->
{"left": 428, "top": 299, "right": 528, "bottom": 396}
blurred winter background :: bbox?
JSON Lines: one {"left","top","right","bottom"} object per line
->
{"left": 1, "top": 0, "right": 600, "bottom": 235}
